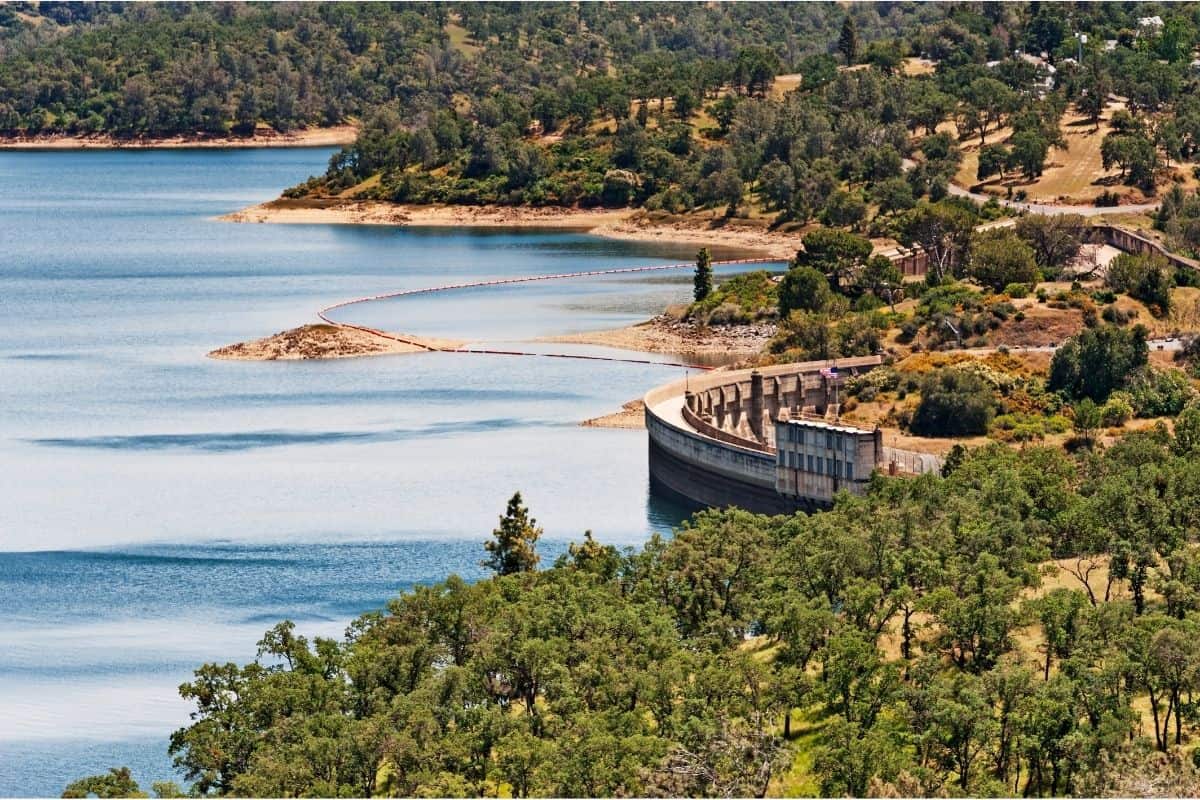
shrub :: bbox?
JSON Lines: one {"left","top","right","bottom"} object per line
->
{"left": 918, "top": 282, "right": 985, "bottom": 316}
{"left": 1003, "top": 282, "right": 1031, "bottom": 299}
{"left": 1101, "top": 393, "right": 1134, "bottom": 426}
{"left": 1106, "top": 252, "right": 1175, "bottom": 316}
{"left": 777, "top": 266, "right": 834, "bottom": 316}
{"left": 1048, "top": 325, "right": 1150, "bottom": 402}
{"left": 689, "top": 270, "right": 778, "bottom": 324}
{"left": 967, "top": 229, "right": 1040, "bottom": 292}
{"left": 1126, "top": 367, "right": 1195, "bottom": 417}
{"left": 910, "top": 368, "right": 997, "bottom": 437}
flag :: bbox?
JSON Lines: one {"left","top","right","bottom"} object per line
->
{"left": 820, "top": 365, "right": 839, "bottom": 379}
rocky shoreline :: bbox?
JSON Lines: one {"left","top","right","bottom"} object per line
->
{"left": 208, "top": 324, "right": 461, "bottom": 361}
{"left": 543, "top": 315, "right": 775, "bottom": 363}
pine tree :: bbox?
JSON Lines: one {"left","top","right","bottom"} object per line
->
{"left": 482, "top": 492, "right": 542, "bottom": 575}
{"left": 838, "top": 16, "right": 859, "bottom": 65}
{"left": 693, "top": 247, "right": 713, "bottom": 301}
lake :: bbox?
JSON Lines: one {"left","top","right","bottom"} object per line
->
{"left": 0, "top": 148, "right": 765, "bottom": 796}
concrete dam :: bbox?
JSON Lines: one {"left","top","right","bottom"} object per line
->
{"left": 644, "top": 357, "right": 942, "bottom": 514}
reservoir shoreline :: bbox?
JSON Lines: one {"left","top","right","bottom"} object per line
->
{"left": 220, "top": 198, "right": 800, "bottom": 259}
{"left": 0, "top": 125, "right": 357, "bottom": 150}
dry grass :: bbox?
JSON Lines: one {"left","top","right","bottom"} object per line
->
{"left": 992, "top": 305, "right": 1085, "bottom": 348}
{"left": 902, "top": 57, "right": 937, "bottom": 76}
{"left": 771, "top": 73, "right": 804, "bottom": 98}
{"left": 445, "top": 21, "right": 481, "bottom": 58}
{"left": 950, "top": 103, "right": 1177, "bottom": 204}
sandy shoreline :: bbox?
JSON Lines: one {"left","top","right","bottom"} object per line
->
{"left": 542, "top": 316, "right": 774, "bottom": 362}
{"left": 220, "top": 199, "right": 799, "bottom": 258}
{"left": 208, "top": 324, "right": 462, "bottom": 361}
{"left": 0, "top": 125, "right": 357, "bottom": 150}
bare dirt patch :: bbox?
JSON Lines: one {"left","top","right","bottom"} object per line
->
{"left": 992, "top": 305, "right": 1085, "bottom": 348}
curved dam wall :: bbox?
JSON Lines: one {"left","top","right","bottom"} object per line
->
{"left": 644, "top": 356, "right": 883, "bottom": 514}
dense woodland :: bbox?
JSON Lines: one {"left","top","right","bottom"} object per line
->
{"left": 0, "top": 2, "right": 943, "bottom": 137}
{"left": 72, "top": 430, "right": 1200, "bottom": 798}
{"left": 283, "top": 2, "right": 1200, "bottom": 223}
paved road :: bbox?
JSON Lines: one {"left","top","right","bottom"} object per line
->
{"left": 944, "top": 181, "right": 1161, "bottom": 217}
{"left": 953, "top": 337, "right": 1185, "bottom": 355}
{"left": 901, "top": 158, "right": 1162, "bottom": 216}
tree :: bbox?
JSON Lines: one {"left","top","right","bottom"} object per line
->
{"left": 1106, "top": 253, "right": 1175, "bottom": 316}
{"left": 483, "top": 492, "right": 542, "bottom": 575}
{"left": 62, "top": 768, "right": 147, "bottom": 799}
{"left": 927, "top": 672, "right": 999, "bottom": 791}
{"left": 1013, "top": 214, "right": 1084, "bottom": 275}
{"left": 977, "top": 143, "right": 1011, "bottom": 182}
{"left": 1102, "top": 132, "right": 1158, "bottom": 188}
{"left": 1009, "top": 130, "right": 1050, "bottom": 179}
{"left": 860, "top": 255, "right": 903, "bottom": 309}
{"left": 793, "top": 229, "right": 873, "bottom": 293}
{"left": 896, "top": 202, "right": 976, "bottom": 284}
{"left": 1048, "top": 325, "right": 1150, "bottom": 402}
{"left": 1077, "top": 73, "right": 1111, "bottom": 131}
{"left": 757, "top": 159, "right": 795, "bottom": 210}
{"left": 864, "top": 40, "right": 903, "bottom": 75}
{"left": 777, "top": 267, "right": 834, "bottom": 316}
{"left": 966, "top": 229, "right": 1039, "bottom": 292}
{"left": 873, "top": 177, "right": 915, "bottom": 216}
{"left": 837, "top": 16, "right": 859, "bottom": 65}
{"left": 911, "top": 368, "right": 996, "bottom": 437}
{"left": 820, "top": 190, "right": 867, "bottom": 229}
{"left": 1030, "top": 589, "right": 1088, "bottom": 680}
{"left": 693, "top": 248, "right": 713, "bottom": 302}
{"left": 1174, "top": 401, "right": 1200, "bottom": 455}
{"left": 732, "top": 47, "right": 781, "bottom": 97}
{"left": 1073, "top": 398, "right": 1102, "bottom": 447}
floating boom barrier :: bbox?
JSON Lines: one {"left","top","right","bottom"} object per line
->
{"left": 316, "top": 257, "right": 783, "bottom": 371}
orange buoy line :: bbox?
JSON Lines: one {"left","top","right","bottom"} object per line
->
{"left": 316, "top": 257, "right": 783, "bottom": 370}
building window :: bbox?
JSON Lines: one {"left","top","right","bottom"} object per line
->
{"left": 826, "top": 433, "right": 833, "bottom": 449}
{"left": 807, "top": 454, "right": 814, "bottom": 472}
{"left": 845, "top": 462, "right": 853, "bottom": 480}
{"left": 798, "top": 429, "right": 805, "bottom": 445}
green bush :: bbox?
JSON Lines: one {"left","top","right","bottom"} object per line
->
{"left": 688, "top": 270, "right": 779, "bottom": 324}
{"left": 1003, "top": 282, "right": 1031, "bottom": 299}
{"left": 1126, "top": 367, "right": 1195, "bottom": 418}
{"left": 910, "top": 368, "right": 997, "bottom": 437}
{"left": 917, "top": 282, "right": 985, "bottom": 316}
{"left": 1101, "top": 393, "right": 1134, "bottom": 426}
{"left": 1106, "top": 252, "right": 1175, "bottom": 316}
{"left": 1048, "top": 325, "right": 1150, "bottom": 402}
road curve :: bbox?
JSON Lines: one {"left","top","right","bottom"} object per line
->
{"left": 900, "top": 157, "right": 1161, "bottom": 216}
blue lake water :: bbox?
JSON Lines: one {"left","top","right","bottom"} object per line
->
{"left": 0, "top": 148, "right": 770, "bottom": 796}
